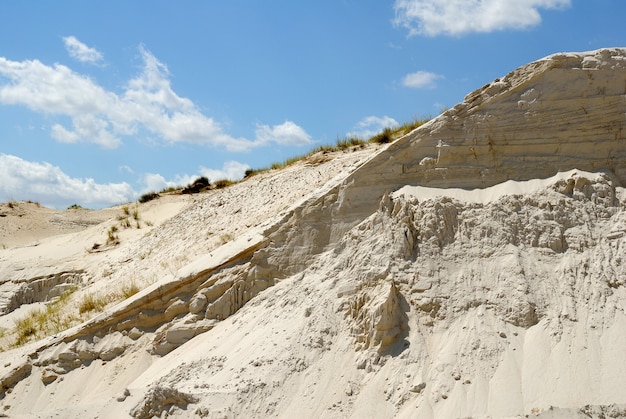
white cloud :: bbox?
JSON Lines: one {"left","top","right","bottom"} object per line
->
{"left": 0, "top": 154, "right": 135, "bottom": 209}
{"left": 199, "top": 160, "right": 250, "bottom": 182}
{"left": 347, "top": 115, "right": 399, "bottom": 139}
{"left": 0, "top": 44, "right": 312, "bottom": 152}
{"left": 63, "top": 36, "right": 104, "bottom": 64}
{"left": 140, "top": 173, "right": 195, "bottom": 194}
{"left": 402, "top": 70, "right": 444, "bottom": 88}
{"left": 255, "top": 121, "right": 313, "bottom": 147}
{"left": 394, "top": 0, "right": 571, "bottom": 36}
{"left": 119, "top": 165, "right": 135, "bottom": 174}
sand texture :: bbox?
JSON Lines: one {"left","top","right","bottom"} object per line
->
{"left": 1, "top": 48, "right": 626, "bottom": 418}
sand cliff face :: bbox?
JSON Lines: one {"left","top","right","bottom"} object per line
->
{"left": 1, "top": 48, "right": 626, "bottom": 418}
{"left": 334, "top": 48, "right": 626, "bottom": 216}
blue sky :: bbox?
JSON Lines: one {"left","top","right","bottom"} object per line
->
{"left": 0, "top": 0, "right": 625, "bottom": 208}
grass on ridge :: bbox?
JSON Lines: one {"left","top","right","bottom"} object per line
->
{"left": 246, "top": 116, "right": 431, "bottom": 177}
{"left": 136, "top": 116, "right": 432, "bottom": 194}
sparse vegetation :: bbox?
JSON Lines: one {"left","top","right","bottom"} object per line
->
{"left": 214, "top": 179, "right": 234, "bottom": 189}
{"left": 13, "top": 313, "right": 37, "bottom": 346}
{"left": 78, "top": 292, "right": 108, "bottom": 314}
{"left": 370, "top": 127, "right": 393, "bottom": 144}
{"left": 243, "top": 117, "right": 431, "bottom": 179}
{"left": 8, "top": 287, "right": 80, "bottom": 348}
{"left": 160, "top": 186, "right": 179, "bottom": 194}
{"left": 104, "top": 204, "right": 146, "bottom": 246}
{"left": 107, "top": 225, "right": 120, "bottom": 245}
{"left": 121, "top": 280, "right": 140, "bottom": 299}
{"left": 68, "top": 204, "right": 83, "bottom": 210}
{"left": 337, "top": 137, "right": 366, "bottom": 150}
{"left": 4, "top": 278, "right": 148, "bottom": 351}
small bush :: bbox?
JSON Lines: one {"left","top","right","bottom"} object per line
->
{"left": 182, "top": 176, "right": 211, "bottom": 194}
{"left": 139, "top": 192, "right": 160, "bottom": 203}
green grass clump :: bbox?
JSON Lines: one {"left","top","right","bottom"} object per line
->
{"left": 369, "top": 127, "right": 393, "bottom": 144}
{"left": 337, "top": 137, "right": 366, "bottom": 150}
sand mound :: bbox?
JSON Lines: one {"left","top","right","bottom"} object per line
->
{"left": 1, "top": 48, "right": 626, "bottom": 418}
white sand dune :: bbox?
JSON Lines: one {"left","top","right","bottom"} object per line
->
{"left": 1, "top": 48, "right": 626, "bottom": 418}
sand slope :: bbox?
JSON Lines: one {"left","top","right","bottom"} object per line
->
{"left": 1, "top": 48, "right": 626, "bottom": 418}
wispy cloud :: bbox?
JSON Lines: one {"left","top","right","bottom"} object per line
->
{"left": 394, "top": 0, "right": 571, "bottom": 37}
{"left": 347, "top": 115, "right": 399, "bottom": 139}
{"left": 402, "top": 70, "right": 444, "bottom": 88}
{"left": 0, "top": 44, "right": 312, "bottom": 152}
{"left": 63, "top": 36, "right": 104, "bottom": 64}
{"left": 0, "top": 154, "right": 135, "bottom": 209}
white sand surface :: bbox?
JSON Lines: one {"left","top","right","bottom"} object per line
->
{"left": 1, "top": 48, "right": 626, "bottom": 419}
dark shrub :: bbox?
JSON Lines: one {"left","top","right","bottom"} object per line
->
{"left": 182, "top": 176, "right": 211, "bottom": 194}
{"left": 139, "top": 192, "right": 160, "bottom": 203}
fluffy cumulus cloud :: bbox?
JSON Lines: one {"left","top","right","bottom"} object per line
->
{"left": 140, "top": 172, "right": 196, "bottom": 195}
{"left": 347, "top": 115, "right": 399, "bottom": 139}
{"left": 199, "top": 160, "right": 251, "bottom": 182}
{"left": 0, "top": 39, "right": 311, "bottom": 152}
{"left": 394, "top": 0, "right": 571, "bottom": 36}
{"left": 402, "top": 70, "right": 444, "bottom": 88}
{"left": 62, "top": 36, "right": 104, "bottom": 64}
{"left": 254, "top": 121, "right": 313, "bottom": 147}
{"left": 0, "top": 154, "right": 135, "bottom": 209}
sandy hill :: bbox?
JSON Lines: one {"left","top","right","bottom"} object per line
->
{"left": 1, "top": 47, "right": 626, "bottom": 418}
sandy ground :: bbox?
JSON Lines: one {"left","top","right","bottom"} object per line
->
{"left": 0, "top": 202, "right": 119, "bottom": 248}
{"left": 1, "top": 48, "right": 626, "bottom": 419}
